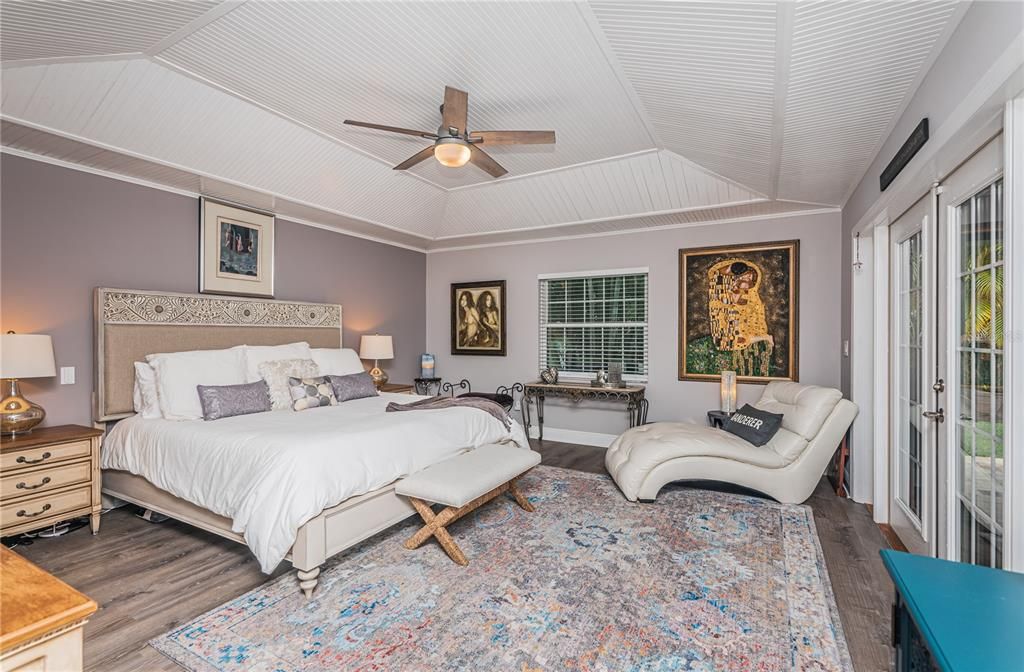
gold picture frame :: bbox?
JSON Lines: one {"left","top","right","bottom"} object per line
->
{"left": 200, "top": 198, "right": 275, "bottom": 298}
{"left": 678, "top": 240, "right": 799, "bottom": 383}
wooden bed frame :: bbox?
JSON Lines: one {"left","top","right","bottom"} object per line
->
{"left": 94, "top": 288, "right": 415, "bottom": 597}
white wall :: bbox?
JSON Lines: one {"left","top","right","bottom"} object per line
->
{"left": 426, "top": 211, "right": 842, "bottom": 440}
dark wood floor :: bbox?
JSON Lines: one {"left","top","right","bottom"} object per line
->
{"left": 12, "top": 440, "right": 896, "bottom": 672}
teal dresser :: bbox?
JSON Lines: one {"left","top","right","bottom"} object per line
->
{"left": 881, "top": 550, "right": 1024, "bottom": 671}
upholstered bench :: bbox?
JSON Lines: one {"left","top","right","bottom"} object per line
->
{"left": 395, "top": 445, "right": 541, "bottom": 565}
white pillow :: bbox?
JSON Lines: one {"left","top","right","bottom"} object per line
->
{"left": 257, "top": 358, "right": 320, "bottom": 410}
{"left": 311, "top": 348, "right": 364, "bottom": 376}
{"left": 132, "top": 362, "right": 161, "bottom": 419}
{"left": 243, "top": 342, "right": 312, "bottom": 382}
{"left": 146, "top": 347, "right": 247, "bottom": 420}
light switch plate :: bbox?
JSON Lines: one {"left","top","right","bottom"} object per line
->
{"left": 60, "top": 366, "right": 75, "bottom": 385}
{"left": 843, "top": 340, "right": 850, "bottom": 357}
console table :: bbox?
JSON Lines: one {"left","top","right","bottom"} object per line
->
{"left": 523, "top": 381, "right": 648, "bottom": 440}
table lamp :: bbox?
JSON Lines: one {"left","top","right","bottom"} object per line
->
{"left": 720, "top": 370, "right": 737, "bottom": 414}
{"left": 359, "top": 334, "right": 393, "bottom": 390}
{"left": 1, "top": 332, "right": 56, "bottom": 436}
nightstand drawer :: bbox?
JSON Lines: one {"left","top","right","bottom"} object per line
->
{"left": 1, "top": 486, "right": 91, "bottom": 530}
{"left": 1, "top": 461, "right": 91, "bottom": 501}
{"left": 0, "top": 440, "right": 91, "bottom": 472}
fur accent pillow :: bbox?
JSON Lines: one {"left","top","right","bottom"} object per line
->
{"left": 288, "top": 376, "right": 338, "bottom": 411}
{"left": 326, "top": 372, "right": 379, "bottom": 403}
{"left": 258, "top": 358, "right": 321, "bottom": 410}
{"left": 197, "top": 381, "right": 271, "bottom": 421}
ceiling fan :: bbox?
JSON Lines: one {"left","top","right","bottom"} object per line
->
{"left": 344, "top": 86, "right": 555, "bottom": 178}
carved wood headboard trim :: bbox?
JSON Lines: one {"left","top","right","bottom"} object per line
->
{"left": 94, "top": 288, "right": 343, "bottom": 422}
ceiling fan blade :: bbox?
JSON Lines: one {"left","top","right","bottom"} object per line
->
{"left": 442, "top": 86, "right": 468, "bottom": 134}
{"left": 344, "top": 120, "right": 437, "bottom": 139}
{"left": 469, "top": 130, "right": 556, "bottom": 145}
{"left": 469, "top": 144, "right": 507, "bottom": 178}
{"left": 393, "top": 145, "right": 437, "bottom": 170}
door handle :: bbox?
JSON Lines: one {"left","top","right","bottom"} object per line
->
{"left": 923, "top": 408, "right": 945, "bottom": 423}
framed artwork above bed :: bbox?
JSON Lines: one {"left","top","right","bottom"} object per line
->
{"left": 200, "top": 198, "right": 275, "bottom": 298}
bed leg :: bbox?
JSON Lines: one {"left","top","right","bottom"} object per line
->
{"left": 296, "top": 566, "right": 320, "bottom": 599}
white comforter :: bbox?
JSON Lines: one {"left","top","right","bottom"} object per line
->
{"left": 102, "top": 393, "right": 528, "bottom": 572}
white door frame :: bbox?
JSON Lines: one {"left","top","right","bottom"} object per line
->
{"left": 871, "top": 219, "right": 891, "bottom": 524}
{"left": 850, "top": 232, "right": 875, "bottom": 504}
{"left": 1004, "top": 96, "right": 1024, "bottom": 572}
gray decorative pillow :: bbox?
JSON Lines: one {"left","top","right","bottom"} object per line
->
{"left": 258, "top": 358, "right": 321, "bottom": 410}
{"left": 197, "top": 381, "right": 271, "bottom": 421}
{"left": 288, "top": 376, "right": 338, "bottom": 411}
{"left": 326, "top": 372, "right": 379, "bottom": 403}
{"left": 723, "top": 403, "right": 784, "bottom": 447}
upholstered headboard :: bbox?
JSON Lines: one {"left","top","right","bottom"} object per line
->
{"left": 94, "top": 288, "right": 342, "bottom": 422}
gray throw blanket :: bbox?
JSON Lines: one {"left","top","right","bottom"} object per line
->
{"left": 385, "top": 395, "right": 512, "bottom": 430}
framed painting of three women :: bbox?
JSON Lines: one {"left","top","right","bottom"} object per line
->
{"left": 451, "top": 280, "right": 506, "bottom": 356}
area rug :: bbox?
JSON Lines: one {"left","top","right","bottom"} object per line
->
{"left": 151, "top": 466, "right": 852, "bottom": 671}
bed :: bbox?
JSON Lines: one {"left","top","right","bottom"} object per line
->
{"left": 94, "top": 288, "right": 527, "bottom": 597}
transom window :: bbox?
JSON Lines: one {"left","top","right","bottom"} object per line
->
{"left": 538, "top": 269, "right": 648, "bottom": 382}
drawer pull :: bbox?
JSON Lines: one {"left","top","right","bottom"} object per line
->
{"left": 16, "top": 477, "right": 52, "bottom": 490}
{"left": 15, "top": 452, "right": 51, "bottom": 465}
{"left": 16, "top": 503, "right": 52, "bottom": 518}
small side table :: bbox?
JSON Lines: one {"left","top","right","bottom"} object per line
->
{"left": 380, "top": 383, "right": 415, "bottom": 395}
{"left": 414, "top": 377, "right": 442, "bottom": 395}
{"left": 707, "top": 410, "right": 734, "bottom": 429}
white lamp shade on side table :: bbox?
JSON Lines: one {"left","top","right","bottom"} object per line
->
{"left": 1, "top": 334, "right": 56, "bottom": 379}
{"left": 359, "top": 335, "right": 394, "bottom": 361}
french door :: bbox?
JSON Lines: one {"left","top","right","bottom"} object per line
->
{"left": 888, "top": 134, "right": 1006, "bottom": 564}
{"left": 890, "top": 196, "right": 937, "bottom": 555}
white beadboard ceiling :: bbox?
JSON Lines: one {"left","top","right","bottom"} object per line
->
{"left": 0, "top": 0, "right": 964, "bottom": 249}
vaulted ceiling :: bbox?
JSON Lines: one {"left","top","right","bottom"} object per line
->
{"left": 0, "top": 0, "right": 964, "bottom": 250}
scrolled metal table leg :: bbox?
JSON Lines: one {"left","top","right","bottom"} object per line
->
{"left": 538, "top": 393, "right": 545, "bottom": 441}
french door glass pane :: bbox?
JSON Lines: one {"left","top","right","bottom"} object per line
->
{"left": 898, "top": 231, "right": 924, "bottom": 521}
{"left": 955, "top": 178, "right": 1004, "bottom": 568}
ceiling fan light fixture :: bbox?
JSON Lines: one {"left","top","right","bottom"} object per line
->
{"left": 434, "top": 138, "right": 471, "bottom": 168}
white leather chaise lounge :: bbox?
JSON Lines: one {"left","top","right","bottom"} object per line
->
{"left": 605, "top": 382, "right": 857, "bottom": 504}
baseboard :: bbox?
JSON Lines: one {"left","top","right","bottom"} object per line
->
{"left": 528, "top": 426, "right": 616, "bottom": 448}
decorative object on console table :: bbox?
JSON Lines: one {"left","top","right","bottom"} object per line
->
{"left": 360, "top": 334, "right": 393, "bottom": 390}
{"left": 679, "top": 240, "right": 799, "bottom": 383}
{"left": 0, "top": 547, "right": 97, "bottom": 672}
{"left": 881, "top": 549, "right": 1024, "bottom": 672}
{"left": 451, "top": 280, "right": 506, "bottom": 356}
{"left": 0, "top": 332, "right": 56, "bottom": 436}
{"left": 420, "top": 353, "right": 436, "bottom": 379}
{"left": 523, "top": 381, "right": 647, "bottom": 441}
{"left": 0, "top": 425, "right": 104, "bottom": 536}
{"left": 380, "top": 383, "right": 414, "bottom": 395}
{"left": 539, "top": 366, "right": 558, "bottom": 384}
{"left": 719, "top": 370, "right": 737, "bottom": 413}
{"left": 706, "top": 410, "right": 735, "bottom": 429}
{"left": 199, "top": 198, "right": 275, "bottom": 298}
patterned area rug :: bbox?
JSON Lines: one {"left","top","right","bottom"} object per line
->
{"left": 151, "top": 466, "right": 852, "bottom": 671}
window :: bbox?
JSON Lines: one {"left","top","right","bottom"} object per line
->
{"left": 538, "top": 269, "right": 648, "bottom": 382}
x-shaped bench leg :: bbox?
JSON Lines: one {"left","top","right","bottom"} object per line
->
{"left": 405, "top": 498, "right": 468, "bottom": 565}
{"left": 403, "top": 476, "right": 536, "bottom": 566}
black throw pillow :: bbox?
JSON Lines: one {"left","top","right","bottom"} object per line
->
{"left": 723, "top": 404, "right": 784, "bottom": 447}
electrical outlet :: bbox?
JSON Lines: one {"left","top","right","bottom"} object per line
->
{"left": 60, "top": 366, "right": 75, "bottom": 385}
{"left": 513, "top": 398, "right": 522, "bottom": 411}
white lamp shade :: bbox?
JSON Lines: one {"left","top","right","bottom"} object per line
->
{"left": 0, "top": 334, "right": 56, "bottom": 379}
{"left": 359, "top": 334, "right": 394, "bottom": 360}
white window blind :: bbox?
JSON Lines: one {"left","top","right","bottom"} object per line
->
{"left": 538, "top": 270, "right": 648, "bottom": 381}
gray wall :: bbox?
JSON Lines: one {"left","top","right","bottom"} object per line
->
{"left": 426, "top": 211, "right": 843, "bottom": 438}
{"left": 839, "top": 0, "right": 1024, "bottom": 395}
{"left": 0, "top": 154, "right": 426, "bottom": 427}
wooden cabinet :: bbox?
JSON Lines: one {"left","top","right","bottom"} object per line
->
{"left": 0, "top": 547, "right": 97, "bottom": 672}
{"left": 0, "top": 425, "right": 103, "bottom": 537}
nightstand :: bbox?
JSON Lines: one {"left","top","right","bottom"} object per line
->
{"left": 707, "top": 410, "right": 734, "bottom": 429}
{"left": 1, "top": 425, "right": 103, "bottom": 537}
{"left": 380, "top": 383, "right": 415, "bottom": 395}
